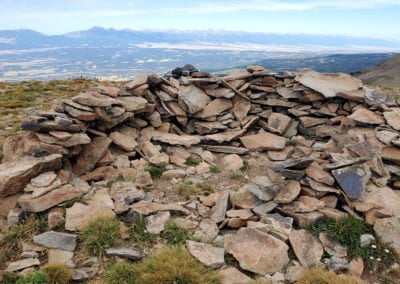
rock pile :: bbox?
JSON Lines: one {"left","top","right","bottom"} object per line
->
{"left": 1, "top": 64, "right": 400, "bottom": 282}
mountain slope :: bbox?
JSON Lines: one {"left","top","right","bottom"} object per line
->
{"left": 244, "top": 53, "right": 394, "bottom": 74}
{"left": 358, "top": 54, "right": 400, "bottom": 87}
{"left": 1, "top": 27, "right": 400, "bottom": 50}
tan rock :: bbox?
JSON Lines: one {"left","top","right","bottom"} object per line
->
{"left": 130, "top": 201, "right": 189, "bottom": 215}
{"left": 110, "top": 182, "right": 145, "bottom": 214}
{"left": 109, "top": 131, "right": 138, "bottom": 152}
{"left": 72, "top": 137, "right": 112, "bottom": 176}
{"left": 267, "top": 113, "right": 292, "bottom": 135}
{"left": 349, "top": 257, "right": 364, "bottom": 279}
{"left": 274, "top": 180, "right": 301, "bottom": 204}
{"left": 289, "top": 229, "right": 323, "bottom": 267}
{"left": 0, "top": 154, "right": 62, "bottom": 197}
{"left": 220, "top": 154, "right": 243, "bottom": 172}
{"left": 152, "top": 131, "right": 201, "bottom": 147}
{"left": 295, "top": 69, "right": 364, "bottom": 99}
{"left": 240, "top": 132, "right": 286, "bottom": 151}
{"left": 197, "top": 98, "right": 232, "bottom": 118}
{"left": 186, "top": 240, "right": 225, "bottom": 268}
{"left": 118, "top": 96, "right": 147, "bottom": 112}
{"left": 18, "top": 183, "right": 84, "bottom": 213}
{"left": 319, "top": 232, "right": 347, "bottom": 258}
{"left": 48, "top": 249, "right": 75, "bottom": 268}
{"left": 348, "top": 108, "right": 385, "bottom": 125}
{"left": 219, "top": 266, "right": 252, "bottom": 284}
{"left": 224, "top": 227, "right": 289, "bottom": 274}
{"left": 305, "top": 163, "right": 335, "bottom": 185}
{"left": 180, "top": 84, "right": 211, "bottom": 113}
{"left": 374, "top": 217, "right": 400, "bottom": 254}
{"left": 65, "top": 202, "right": 116, "bottom": 231}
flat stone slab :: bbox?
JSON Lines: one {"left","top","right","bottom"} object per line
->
{"left": 332, "top": 164, "right": 371, "bottom": 200}
{"left": 105, "top": 247, "right": 144, "bottom": 260}
{"left": 224, "top": 227, "right": 289, "bottom": 274}
{"left": 186, "top": 240, "right": 225, "bottom": 268}
{"left": 0, "top": 154, "right": 62, "bottom": 197}
{"left": 33, "top": 231, "right": 77, "bottom": 251}
{"left": 6, "top": 258, "right": 40, "bottom": 272}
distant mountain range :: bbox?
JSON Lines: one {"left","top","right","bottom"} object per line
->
{"left": 1, "top": 26, "right": 400, "bottom": 51}
{"left": 1, "top": 27, "right": 399, "bottom": 81}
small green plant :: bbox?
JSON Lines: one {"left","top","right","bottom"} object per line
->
{"left": 185, "top": 156, "right": 201, "bottom": 166}
{"left": 106, "top": 175, "right": 125, "bottom": 187}
{"left": 178, "top": 182, "right": 214, "bottom": 200}
{"left": 210, "top": 165, "right": 221, "bottom": 173}
{"left": 42, "top": 264, "right": 71, "bottom": 284}
{"left": 0, "top": 215, "right": 47, "bottom": 268}
{"left": 146, "top": 166, "right": 165, "bottom": 178}
{"left": 307, "top": 216, "right": 399, "bottom": 271}
{"left": 240, "top": 160, "right": 249, "bottom": 172}
{"left": 297, "top": 268, "right": 364, "bottom": 284}
{"left": 1, "top": 272, "right": 23, "bottom": 284}
{"left": 229, "top": 172, "right": 243, "bottom": 180}
{"left": 161, "top": 222, "right": 192, "bottom": 245}
{"left": 130, "top": 215, "right": 156, "bottom": 248}
{"left": 104, "top": 261, "right": 136, "bottom": 284}
{"left": 20, "top": 270, "right": 49, "bottom": 284}
{"left": 80, "top": 216, "right": 120, "bottom": 256}
{"left": 133, "top": 246, "right": 220, "bottom": 284}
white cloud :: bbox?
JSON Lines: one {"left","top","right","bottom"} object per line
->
{"left": 168, "top": 0, "right": 400, "bottom": 14}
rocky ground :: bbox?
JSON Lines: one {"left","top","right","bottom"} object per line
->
{"left": 1, "top": 65, "right": 400, "bottom": 283}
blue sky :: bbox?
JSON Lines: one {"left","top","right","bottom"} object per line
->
{"left": 1, "top": 0, "right": 400, "bottom": 39}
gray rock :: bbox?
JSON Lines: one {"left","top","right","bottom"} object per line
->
{"left": 105, "top": 247, "right": 144, "bottom": 260}
{"left": 210, "top": 191, "right": 230, "bottom": 223}
{"left": 186, "top": 240, "right": 225, "bottom": 268}
{"left": 360, "top": 234, "right": 375, "bottom": 247}
{"left": 6, "top": 258, "right": 40, "bottom": 272}
{"left": 145, "top": 211, "right": 170, "bottom": 234}
{"left": 0, "top": 154, "right": 62, "bottom": 197}
{"left": 33, "top": 231, "right": 77, "bottom": 251}
{"left": 332, "top": 164, "right": 371, "bottom": 200}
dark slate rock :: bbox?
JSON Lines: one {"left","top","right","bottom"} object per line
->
{"left": 332, "top": 164, "right": 371, "bottom": 200}
{"left": 105, "top": 247, "right": 144, "bottom": 261}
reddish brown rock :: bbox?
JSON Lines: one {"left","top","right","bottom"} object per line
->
{"left": 224, "top": 227, "right": 289, "bottom": 274}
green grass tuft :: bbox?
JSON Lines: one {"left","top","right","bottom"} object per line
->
{"left": 210, "top": 165, "right": 221, "bottom": 173}
{"left": 161, "top": 222, "right": 192, "bottom": 245}
{"left": 185, "top": 157, "right": 201, "bottom": 166}
{"left": 80, "top": 216, "right": 120, "bottom": 256}
{"left": 307, "top": 216, "right": 399, "bottom": 271}
{"left": 146, "top": 166, "right": 165, "bottom": 178}
{"left": 229, "top": 172, "right": 243, "bottom": 180}
{"left": 130, "top": 215, "right": 156, "bottom": 248}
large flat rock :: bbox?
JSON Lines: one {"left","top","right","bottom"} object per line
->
{"left": 224, "top": 227, "right": 289, "bottom": 274}
{"left": 240, "top": 132, "right": 286, "bottom": 151}
{"left": 295, "top": 69, "right": 364, "bottom": 99}
{"left": 0, "top": 154, "right": 62, "bottom": 197}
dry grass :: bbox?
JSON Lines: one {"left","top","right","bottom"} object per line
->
{"left": 42, "top": 264, "right": 72, "bottom": 284}
{"left": 297, "top": 268, "right": 365, "bottom": 284}
{"left": 178, "top": 181, "right": 214, "bottom": 200}
{"left": 0, "top": 215, "right": 47, "bottom": 268}
{"left": 133, "top": 246, "right": 220, "bottom": 284}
